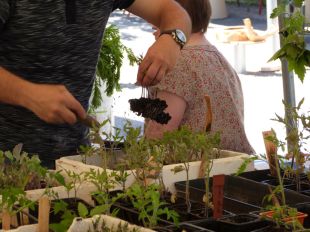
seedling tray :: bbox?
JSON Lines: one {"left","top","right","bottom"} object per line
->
{"left": 158, "top": 222, "right": 211, "bottom": 232}
{"left": 174, "top": 175, "right": 310, "bottom": 213}
{"left": 187, "top": 215, "right": 272, "bottom": 232}
{"left": 238, "top": 169, "right": 276, "bottom": 182}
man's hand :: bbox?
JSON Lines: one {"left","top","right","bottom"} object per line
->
{"left": 26, "top": 84, "right": 86, "bottom": 124}
{"left": 126, "top": 0, "right": 191, "bottom": 87}
{"left": 137, "top": 35, "right": 181, "bottom": 86}
{"left": 0, "top": 67, "right": 86, "bottom": 125}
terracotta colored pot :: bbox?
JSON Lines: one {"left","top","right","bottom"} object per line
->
{"left": 260, "top": 210, "right": 308, "bottom": 225}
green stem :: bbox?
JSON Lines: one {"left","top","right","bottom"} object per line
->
{"left": 275, "top": 154, "right": 286, "bottom": 206}
{"left": 185, "top": 162, "right": 191, "bottom": 213}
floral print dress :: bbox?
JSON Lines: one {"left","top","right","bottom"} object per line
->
{"left": 148, "top": 40, "right": 255, "bottom": 155}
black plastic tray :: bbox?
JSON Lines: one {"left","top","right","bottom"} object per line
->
{"left": 174, "top": 175, "right": 310, "bottom": 213}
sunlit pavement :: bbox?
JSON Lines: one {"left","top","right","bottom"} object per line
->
{"left": 100, "top": 4, "right": 310, "bottom": 156}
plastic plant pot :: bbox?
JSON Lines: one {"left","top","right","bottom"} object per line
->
{"left": 218, "top": 214, "right": 271, "bottom": 232}
{"left": 259, "top": 210, "right": 308, "bottom": 225}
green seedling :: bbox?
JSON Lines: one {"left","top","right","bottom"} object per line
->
{"left": 126, "top": 183, "right": 179, "bottom": 228}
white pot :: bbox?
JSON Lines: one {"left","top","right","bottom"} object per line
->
{"left": 2, "top": 215, "right": 155, "bottom": 232}
{"left": 0, "top": 224, "right": 37, "bottom": 232}
{"left": 56, "top": 149, "right": 254, "bottom": 193}
{"left": 68, "top": 215, "right": 155, "bottom": 232}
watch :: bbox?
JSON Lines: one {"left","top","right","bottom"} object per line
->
{"left": 160, "top": 29, "right": 187, "bottom": 49}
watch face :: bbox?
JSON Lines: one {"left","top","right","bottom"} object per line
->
{"left": 175, "top": 29, "right": 186, "bottom": 43}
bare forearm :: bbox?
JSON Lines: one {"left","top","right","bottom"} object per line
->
{"left": 127, "top": 0, "right": 191, "bottom": 39}
{"left": 0, "top": 67, "right": 34, "bottom": 108}
{"left": 154, "top": 2, "right": 191, "bottom": 40}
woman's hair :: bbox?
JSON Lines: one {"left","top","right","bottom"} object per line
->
{"left": 175, "top": 0, "right": 212, "bottom": 33}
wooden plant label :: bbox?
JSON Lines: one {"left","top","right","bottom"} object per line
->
{"left": 262, "top": 130, "right": 278, "bottom": 177}
{"left": 212, "top": 174, "right": 225, "bottom": 219}
{"left": 38, "top": 196, "right": 50, "bottom": 232}
{"left": 2, "top": 210, "right": 11, "bottom": 230}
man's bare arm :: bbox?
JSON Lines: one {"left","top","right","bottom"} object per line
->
{"left": 126, "top": 0, "right": 191, "bottom": 86}
{"left": 0, "top": 67, "right": 86, "bottom": 124}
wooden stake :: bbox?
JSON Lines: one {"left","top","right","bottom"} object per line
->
{"left": 205, "top": 95, "right": 212, "bottom": 132}
{"left": 262, "top": 130, "right": 278, "bottom": 177}
{"left": 21, "top": 208, "right": 30, "bottom": 225}
{"left": 10, "top": 214, "right": 18, "bottom": 228}
{"left": 2, "top": 210, "right": 11, "bottom": 230}
{"left": 38, "top": 196, "right": 50, "bottom": 232}
{"left": 212, "top": 174, "right": 225, "bottom": 219}
{"left": 199, "top": 95, "right": 213, "bottom": 177}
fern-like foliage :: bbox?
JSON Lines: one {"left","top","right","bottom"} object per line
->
{"left": 90, "top": 25, "right": 140, "bottom": 111}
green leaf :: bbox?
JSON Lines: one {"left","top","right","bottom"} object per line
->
{"left": 49, "top": 223, "right": 68, "bottom": 232}
{"left": 90, "top": 204, "right": 109, "bottom": 216}
{"left": 268, "top": 47, "right": 286, "bottom": 61}
{"left": 91, "top": 24, "right": 140, "bottom": 110}
{"left": 293, "top": 59, "right": 306, "bottom": 81}
{"left": 78, "top": 202, "right": 89, "bottom": 218}
{"left": 4, "top": 151, "right": 14, "bottom": 161}
{"left": 293, "top": 0, "right": 303, "bottom": 8}
{"left": 286, "top": 45, "right": 299, "bottom": 60}
{"left": 270, "top": 4, "right": 286, "bottom": 18}
{"left": 235, "top": 156, "right": 258, "bottom": 176}
{"left": 53, "top": 172, "right": 66, "bottom": 186}
{"left": 53, "top": 200, "right": 68, "bottom": 215}
{"left": 12, "top": 143, "right": 23, "bottom": 160}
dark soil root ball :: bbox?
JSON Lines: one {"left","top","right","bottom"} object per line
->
{"left": 129, "top": 97, "right": 171, "bottom": 124}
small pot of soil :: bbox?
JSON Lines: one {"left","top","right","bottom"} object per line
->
{"left": 218, "top": 214, "right": 271, "bottom": 232}
{"left": 167, "top": 201, "right": 207, "bottom": 221}
{"left": 186, "top": 218, "right": 220, "bottom": 232}
{"left": 129, "top": 97, "right": 171, "bottom": 124}
{"left": 168, "top": 201, "right": 232, "bottom": 222}
{"left": 250, "top": 225, "right": 292, "bottom": 232}
{"left": 161, "top": 192, "right": 230, "bottom": 221}
{"left": 295, "top": 202, "right": 310, "bottom": 228}
{"left": 259, "top": 210, "right": 308, "bottom": 226}
{"left": 157, "top": 222, "right": 212, "bottom": 231}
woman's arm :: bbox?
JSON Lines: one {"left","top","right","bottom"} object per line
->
{"left": 144, "top": 90, "right": 186, "bottom": 139}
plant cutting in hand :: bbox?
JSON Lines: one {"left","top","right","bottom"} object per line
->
{"left": 129, "top": 88, "right": 171, "bottom": 124}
